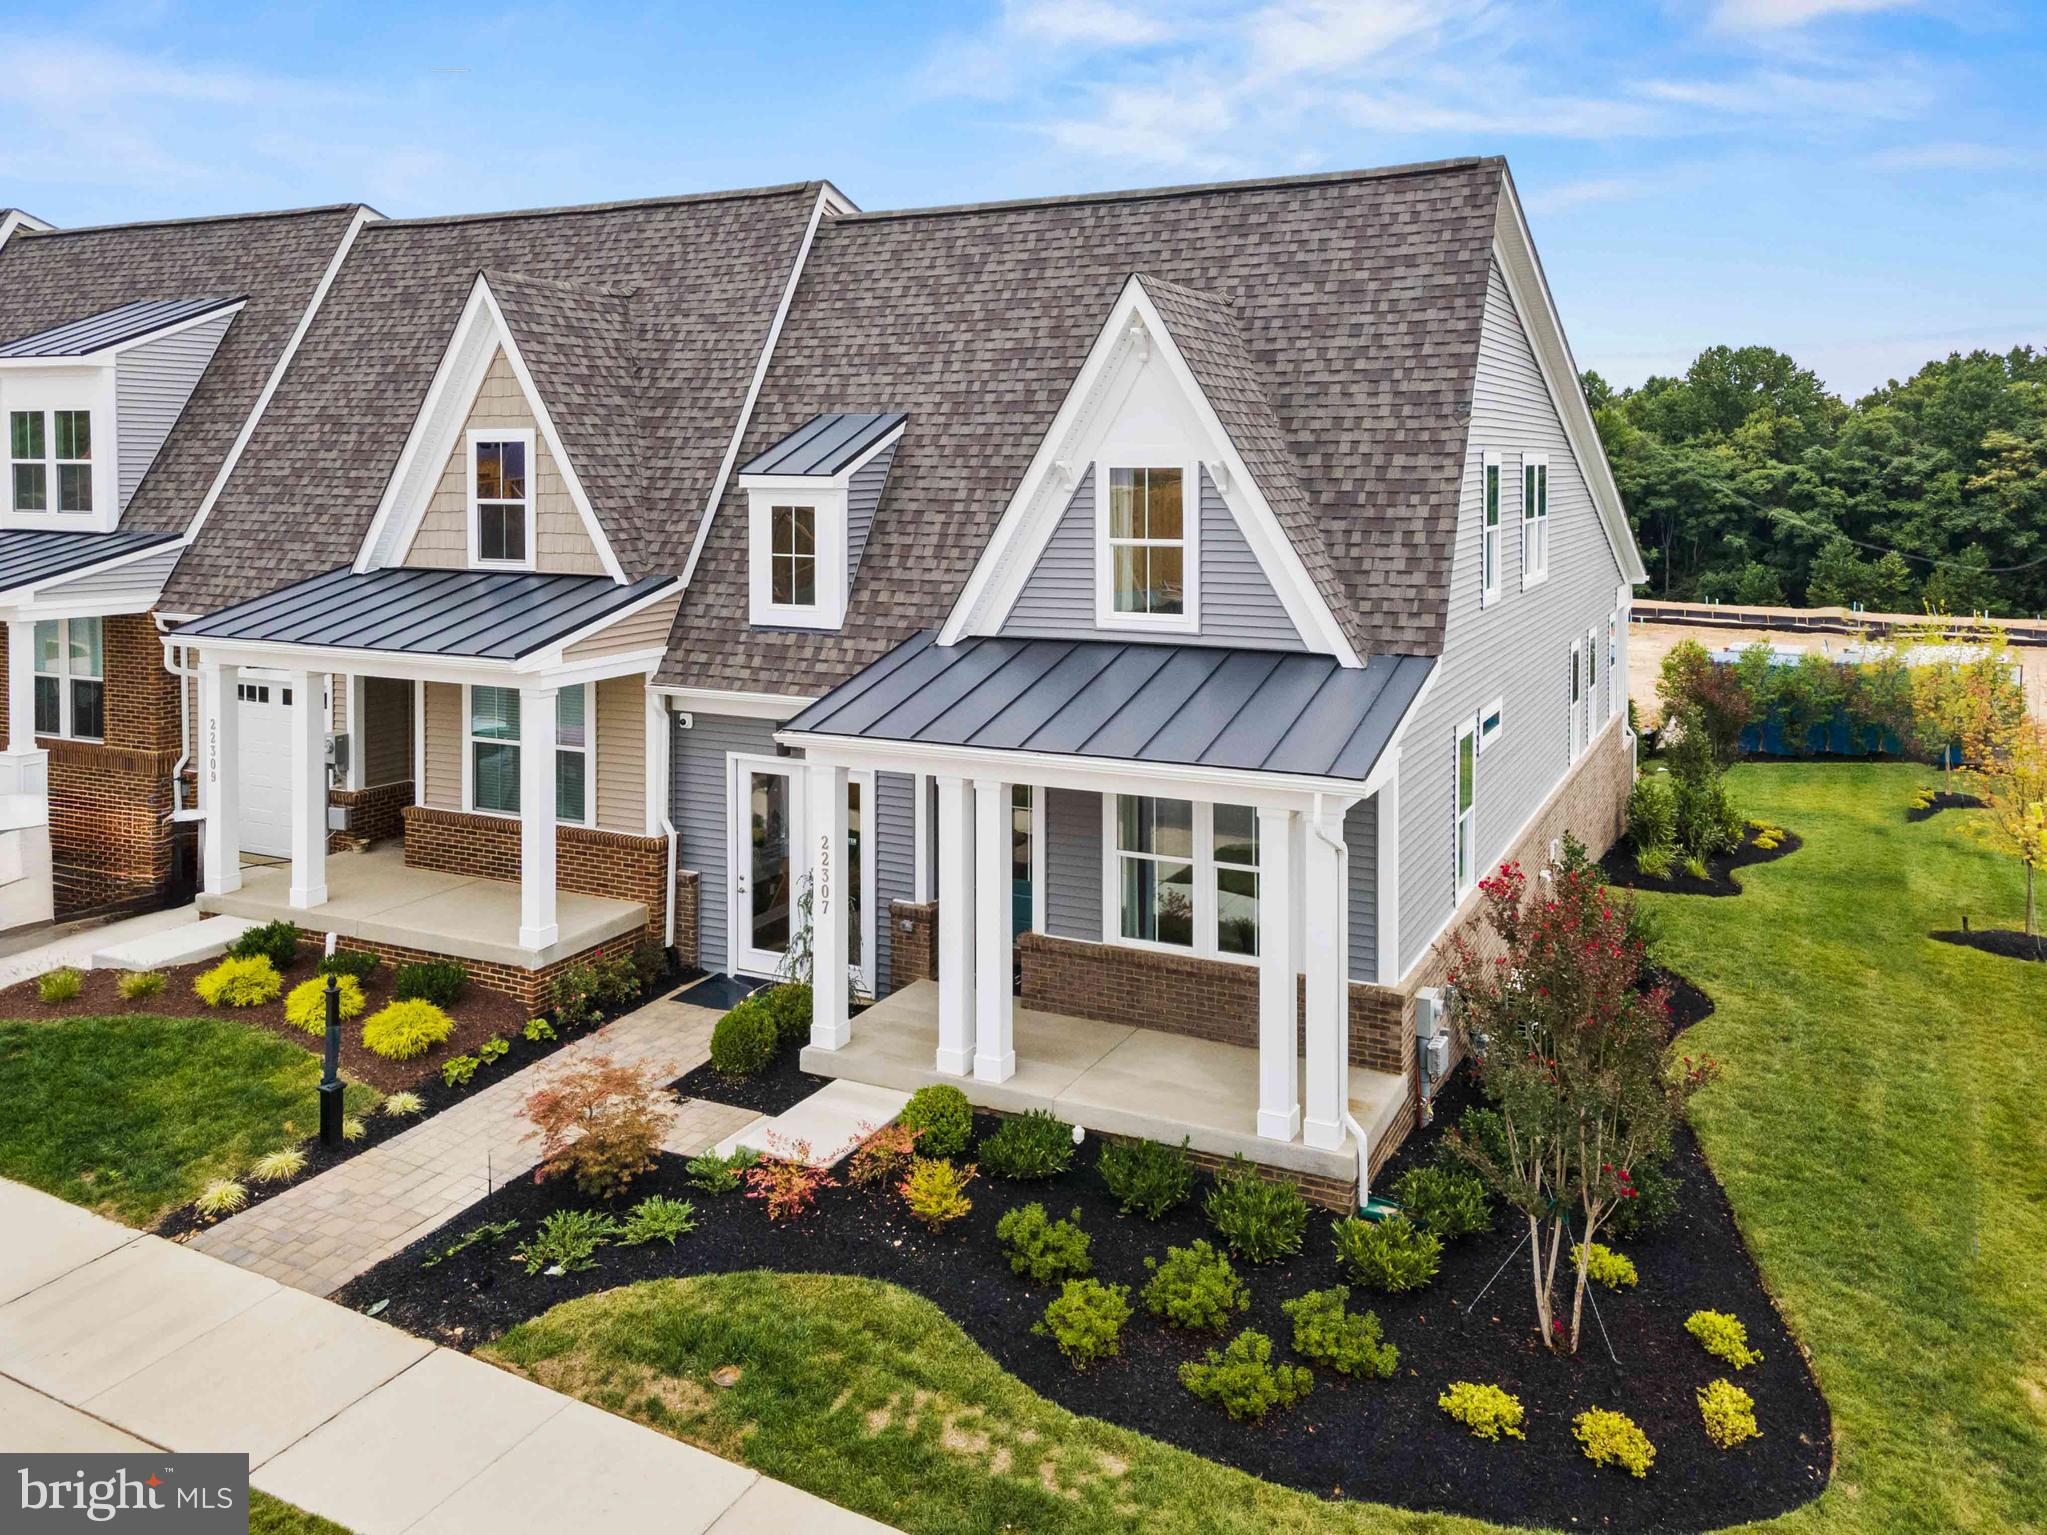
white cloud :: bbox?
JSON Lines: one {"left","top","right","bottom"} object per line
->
{"left": 1866, "top": 140, "right": 2028, "bottom": 171}
{"left": 1710, "top": 0, "right": 1918, "bottom": 33}
{"left": 1008, "top": 0, "right": 1169, "bottom": 48}
{"left": 1523, "top": 175, "right": 1654, "bottom": 213}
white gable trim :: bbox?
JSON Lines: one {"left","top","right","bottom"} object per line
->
{"left": 0, "top": 210, "right": 53, "bottom": 254}
{"left": 939, "top": 275, "right": 1357, "bottom": 665}
{"left": 355, "top": 273, "right": 626, "bottom": 584}
{"left": 1491, "top": 176, "right": 1649, "bottom": 587}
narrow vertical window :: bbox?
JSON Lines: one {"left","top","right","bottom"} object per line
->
{"left": 1106, "top": 466, "right": 1186, "bottom": 616}
{"left": 472, "top": 435, "right": 530, "bottom": 564}
{"left": 1213, "top": 802, "right": 1260, "bottom": 958}
{"left": 1522, "top": 457, "right": 1549, "bottom": 582}
{"left": 53, "top": 410, "right": 92, "bottom": 512}
{"left": 555, "top": 683, "right": 587, "bottom": 823}
{"left": 1586, "top": 625, "right": 1599, "bottom": 725}
{"left": 469, "top": 686, "right": 521, "bottom": 812}
{"left": 1455, "top": 720, "right": 1477, "bottom": 899}
{"left": 770, "top": 504, "right": 817, "bottom": 606}
{"left": 1569, "top": 642, "right": 1584, "bottom": 757}
{"left": 10, "top": 412, "right": 47, "bottom": 512}
{"left": 1010, "top": 784, "right": 1034, "bottom": 940}
{"left": 1480, "top": 455, "right": 1501, "bottom": 605}
{"left": 1116, "top": 794, "right": 1194, "bottom": 947}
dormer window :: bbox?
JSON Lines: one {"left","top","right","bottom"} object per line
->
{"left": 9, "top": 409, "right": 92, "bottom": 514}
{"left": 770, "top": 503, "right": 818, "bottom": 607}
{"left": 1104, "top": 466, "right": 1187, "bottom": 619}
{"left": 740, "top": 411, "right": 904, "bottom": 633}
{"left": 469, "top": 428, "right": 533, "bottom": 567}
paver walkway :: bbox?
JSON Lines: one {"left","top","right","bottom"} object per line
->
{"left": 192, "top": 996, "right": 758, "bottom": 1294}
{"left": 0, "top": 1178, "right": 893, "bottom": 1534}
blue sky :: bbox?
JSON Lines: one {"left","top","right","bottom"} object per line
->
{"left": 3, "top": 0, "right": 2041, "bottom": 399}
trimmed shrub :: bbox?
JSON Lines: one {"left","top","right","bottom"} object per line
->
{"left": 519, "top": 1208, "right": 622, "bottom": 1275}
{"left": 1281, "top": 1285, "right": 1398, "bottom": 1378}
{"left": 709, "top": 998, "right": 778, "bottom": 1078}
{"left": 526, "top": 1056, "right": 676, "bottom": 1200}
{"left": 759, "top": 982, "right": 813, "bottom": 1051}
{"left": 899, "top": 1157, "right": 975, "bottom": 1230}
{"left": 195, "top": 955, "right": 283, "bottom": 1009}
{"left": 1036, "top": 1279, "right": 1131, "bottom": 1371}
{"left": 36, "top": 967, "right": 82, "bottom": 1004}
{"left": 250, "top": 1147, "right": 307, "bottom": 1183}
{"left": 1333, "top": 1214, "right": 1441, "bottom": 1293}
{"left": 1141, "top": 1240, "right": 1249, "bottom": 1332}
{"left": 1573, "top": 1241, "right": 1639, "bottom": 1290}
{"left": 684, "top": 1146, "right": 760, "bottom": 1193}
{"left": 393, "top": 957, "right": 467, "bottom": 1007}
{"left": 228, "top": 918, "right": 301, "bottom": 970}
{"left": 283, "top": 974, "right": 366, "bottom": 1034}
{"left": 978, "top": 1109, "right": 1075, "bottom": 1180}
{"left": 1178, "top": 1329, "right": 1312, "bottom": 1421}
{"left": 1438, "top": 1381, "right": 1525, "bottom": 1440}
{"left": 194, "top": 1178, "right": 249, "bottom": 1218}
{"left": 1574, "top": 1408, "right": 1655, "bottom": 1477}
{"left": 618, "top": 1195, "right": 697, "bottom": 1247}
{"left": 996, "top": 1203, "right": 1092, "bottom": 1283}
{"left": 116, "top": 969, "right": 167, "bottom": 1001}
{"left": 1697, "top": 1378, "right": 1761, "bottom": 1449}
{"left": 1204, "top": 1156, "right": 1308, "bottom": 1264}
{"left": 361, "top": 998, "right": 455, "bottom": 1060}
{"left": 1098, "top": 1135, "right": 1194, "bottom": 1219}
{"left": 899, "top": 1083, "right": 973, "bottom": 1158}
{"left": 1389, "top": 1164, "right": 1492, "bottom": 1241}
{"left": 1686, "top": 1309, "right": 1762, "bottom": 1369}
{"left": 317, "top": 947, "right": 380, "bottom": 983}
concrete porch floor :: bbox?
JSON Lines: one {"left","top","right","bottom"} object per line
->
{"left": 196, "top": 844, "right": 645, "bottom": 970}
{"left": 800, "top": 978, "right": 1407, "bottom": 1187}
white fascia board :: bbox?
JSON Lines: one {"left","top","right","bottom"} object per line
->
{"left": 650, "top": 684, "right": 813, "bottom": 719}
{"left": 679, "top": 183, "right": 840, "bottom": 589}
{"left": 181, "top": 205, "right": 376, "bottom": 549}
{"left": 1491, "top": 177, "right": 1648, "bottom": 587}
{"left": 939, "top": 274, "right": 1358, "bottom": 665}
{"left": 173, "top": 634, "right": 656, "bottom": 691}
{"left": 0, "top": 211, "right": 54, "bottom": 253}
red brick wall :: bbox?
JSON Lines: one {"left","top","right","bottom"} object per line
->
{"left": 326, "top": 932, "right": 627, "bottom": 1013}
{"left": 673, "top": 870, "right": 699, "bottom": 969}
{"left": 887, "top": 900, "right": 937, "bottom": 991}
{"left": 400, "top": 805, "right": 667, "bottom": 940}
{"left": 329, "top": 780, "right": 414, "bottom": 851}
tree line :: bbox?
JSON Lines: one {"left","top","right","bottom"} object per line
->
{"left": 1586, "top": 343, "right": 2047, "bottom": 617}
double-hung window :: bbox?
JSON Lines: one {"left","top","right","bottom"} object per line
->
{"left": 1110, "top": 795, "right": 1261, "bottom": 959}
{"left": 470, "top": 430, "right": 532, "bottom": 566}
{"left": 1480, "top": 452, "right": 1501, "bottom": 605}
{"left": 1455, "top": 718, "right": 1477, "bottom": 900}
{"left": 9, "top": 409, "right": 93, "bottom": 514}
{"left": 769, "top": 504, "right": 817, "bottom": 608}
{"left": 467, "top": 683, "right": 588, "bottom": 822}
{"left": 1522, "top": 455, "right": 1549, "bottom": 583}
{"left": 1104, "top": 465, "right": 1188, "bottom": 619}
{"left": 33, "top": 618, "right": 103, "bottom": 741}
{"left": 1567, "top": 641, "right": 1584, "bottom": 758}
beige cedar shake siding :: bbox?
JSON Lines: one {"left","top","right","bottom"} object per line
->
{"left": 416, "top": 676, "right": 646, "bottom": 833}
{"left": 564, "top": 593, "right": 680, "bottom": 661}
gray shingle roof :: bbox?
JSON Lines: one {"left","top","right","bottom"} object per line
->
{"left": 0, "top": 295, "right": 242, "bottom": 357}
{"left": 0, "top": 206, "right": 367, "bottom": 537}
{"left": 163, "top": 184, "right": 825, "bottom": 614}
{"left": 174, "top": 565, "right": 674, "bottom": 660}
{"left": 659, "top": 157, "right": 1502, "bottom": 695}
{"left": 786, "top": 629, "right": 1433, "bottom": 782}
{"left": 740, "top": 412, "right": 905, "bottom": 476}
{"left": 0, "top": 529, "right": 179, "bottom": 595}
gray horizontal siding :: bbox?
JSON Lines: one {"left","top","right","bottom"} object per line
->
{"left": 671, "top": 711, "right": 781, "bottom": 975}
{"left": 114, "top": 309, "right": 235, "bottom": 511}
{"left": 43, "top": 543, "right": 178, "bottom": 600}
{"left": 846, "top": 439, "right": 896, "bottom": 584}
{"left": 1003, "top": 467, "right": 1094, "bottom": 635}
{"left": 1044, "top": 787, "right": 1102, "bottom": 941}
{"left": 1346, "top": 793, "right": 1379, "bottom": 984}
{"left": 872, "top": 769, "right": 916, "bottom": 995}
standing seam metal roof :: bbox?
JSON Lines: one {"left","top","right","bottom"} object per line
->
{"left": 0, "top": 296, "right": 242, "bottom": 356}
{"left": 785, "top": 631, "right": 1433, "bottom": 782}
{"left": 738, "top": 412, "right": 906, "bottom": 476}
{"left": 0, "top": 529, "right": 179, "bottom": 592}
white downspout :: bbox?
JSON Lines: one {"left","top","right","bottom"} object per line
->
{"left": 655, "top": 695, "right": 679, "bottom": 950}
{"left": 1310, "top": 793, "right": 1374, "bottom": 1213}
{"left": 161, "top": 636, "right": 202, "bottom": 821}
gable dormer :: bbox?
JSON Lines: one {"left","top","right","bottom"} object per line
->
{"left": 356, "top": 271, "right": 629, "bottom": 582}
{"left": 943, "top": 275, "right": 1357, "bottom": 664}
{"left": 0, "top": 295, "right": 243, "bottom": 533}
{"left": 737, "top": 412, "right": 904, "bottom": 630}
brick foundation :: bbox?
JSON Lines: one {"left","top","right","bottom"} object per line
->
{"left": 673, "top": 870, "right": 699, "bottom": 970}
{"left": 400, "top": 805, "right": 668, "bottom": 942}
{"left": 887, "top": 899, "right": 938, "bottom": 991}
{"left": 328, "top": 779, "right": 414, "bottom": 852}
{"left": 325, "top": 931, "right": 626, "bottom": 1013}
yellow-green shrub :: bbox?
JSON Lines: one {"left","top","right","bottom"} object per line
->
{"left": 36, "top": 967, "right": 83, "bottom": 1004}
{"left": 1697, "top": 1378, "right": 1761, "bottom": 1449}
{"left": 1438, "top": 1381, "right": 1525, "bottom": 1440}
{"left": 195, "top": 955, "right": 282, "bottom": 1008}
{"left": 1574, "top": 1407, "right": 1655, "bottom": 1476}
{"left": 898, "top": 1157, "right": 974, "bottom": 1229}
{"left": 1685, "top": 1309, "right": 1762, "bottom": 1368}
{"left": 1572, "top": 1241, "right": 1639, "bottom": 1289}
{"left": 283, "top": 974, "right": 365, "bottom": 1034}
{"left": 361, "top": 998, "right": 455, "bottom": 1060}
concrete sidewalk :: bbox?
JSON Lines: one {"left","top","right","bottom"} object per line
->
{"left": 0, "top": 1178, "right": 893, "bottom": 1534}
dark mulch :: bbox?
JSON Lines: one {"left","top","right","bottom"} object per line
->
{"left": 1906, "top": 791, "right": 1985, "bottom": 823}
{"left": 1930, "top": 927, "right": 2047, "bottom": 964}
{"left": 1600, "top": 825, "right": 1803, "bottom": 898}
{"left": 340, "top": 1070, "right": 1830, "bottom": 1533}
{"left": 670, "top": 1039, "right": 828, "bottom": 1118}
{"left": 1649, "top": 967, "right": 1716, "bottom": 1037}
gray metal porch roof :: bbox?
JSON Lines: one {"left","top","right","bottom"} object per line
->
{"left": 0, "top": 529, "right": 179, "bottom": 593}
{"left": 174, "top": 565, "right": 674, "bottom": 660}
{"left": 738, "top": 412, "right": 905, "bottom": 477}
{"left": 784, "top": 631, "right": 1434, "bottom": 781}
{"left": 0, "top": 296, "right": 241, "bottom": 357}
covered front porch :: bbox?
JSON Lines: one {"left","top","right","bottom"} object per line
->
{"left": 802, "top": 978, "right": 1406, "bottom": 1191}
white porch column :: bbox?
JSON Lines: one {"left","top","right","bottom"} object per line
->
{"left": 518, "top": 685, "right": 559, "bottom": 950}
{"left": 1302, "top": 801, "right": 1350, "bottom": 1151}
{"left": 1, "top": 619, "right": 46, "bottom": 795}
{"left": 287, "top": 669, "right": 328, "bottom": 909}
{"left": 1256, "top": 805, "right": 1301, "bottom": 1141}
{"left": 808, "top": 759, "right": 851, "bottom": 1050}
{"left": 933, "top": 774, "right": 975, "bottom": 1075}
{"left": 199, "top": 659, "right": 241, "bottom": 895}
{"left": 971, "top": 776, "right": 1014, "bottom": 1083}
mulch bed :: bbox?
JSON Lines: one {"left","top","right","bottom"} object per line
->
{"left": 1906, "top": 791, "right": 1985, "bottom": 823}
{"left": 670, "top": 1039, "right": 828, "bottom": 1118}
{"left": 1600, "top": 825, "right": 1803, "bottom": 898}
{"left": 339, "top": 1070, "right": 1830, "bottom": 1533}
{"left": 1649, "top": 966, "right": 1716, "bottom": 1037}
{"left": 1930, "top": 928, "right": 2047, "bottom": 964}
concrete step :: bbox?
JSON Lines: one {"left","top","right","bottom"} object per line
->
{"left": 713, "top": 1079, "right": 913, "bottom": 1168}
{"left": 91, "top": 913, "right": 258, "bottom": 972}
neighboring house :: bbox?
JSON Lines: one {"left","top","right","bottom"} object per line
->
{"left": 0, "top": 204, "right": 373, "bottom": 921}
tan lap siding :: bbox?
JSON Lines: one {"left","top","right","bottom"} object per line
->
{"left": 594, "top": 675, "right": 645, "bottom": 832}
{"left": 422, "top": 682, "right": 463, "bottom": 807}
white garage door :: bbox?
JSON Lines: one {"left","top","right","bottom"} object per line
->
{"left": 236, "top": 677, "right": 296, "bottom": 858}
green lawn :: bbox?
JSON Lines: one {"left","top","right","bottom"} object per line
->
{"left": 484, "top": 763, "right": 2046, "bottom": 1535}
{"left": 250, "top": 1492, "right": 352, "bottom": 1535}
{"left": 0, "top": 1013, "right": 380, "bottom": 1226}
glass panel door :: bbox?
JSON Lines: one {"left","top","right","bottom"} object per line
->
{"left": 732, "top": 760, "right": 799, "bottom": 976}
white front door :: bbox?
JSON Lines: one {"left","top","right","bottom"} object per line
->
{"left": 726, "top": 754, "right": 876, "bottom": 990}
{"left": 236, "top": 674, "right": 298, "bottom": 858}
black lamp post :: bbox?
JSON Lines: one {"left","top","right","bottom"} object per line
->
{"left": 319, "top": 932, "right": 344, "bottom": 1147}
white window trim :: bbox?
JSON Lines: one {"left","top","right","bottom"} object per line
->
{"left": 1013, "top": 783, "right": 1048, "bottom": 937}
{"left": 466, "top": 426, "right": 537, "bottom": 570}
{"left": 1092, "top": 456, "right": 1201, "bottom": 635}
{"left": 745, "top": 480, "right": 848, "bottom": 630}
{"left": 1454, "top": 715, "right": 1478, "bottom": 901}
{"left": 459, "top": 681, "right": 592, "bottom": 826}
{"left": 1568, "top": 639, "right": 1584, "bottom": 761}
{"left": 1478, "top": 697, "right": 1504, "bottom": 753}
{"left": 33, "top": 616, "right": 104, "bottom": 742}
{"left": 1522, "top": 453, "right": 1550, "bottom": 587}
{"left": 1606, "top": 611, "right": 1621, "bottom": 718}
{"left": 1479, "top": 449, "right": 1502, "bottom": 608}
{"left": 1099, "top": 794, "right": 1258, "bottom": 964}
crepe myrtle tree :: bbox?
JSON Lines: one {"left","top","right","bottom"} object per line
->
{"left": 1444, "top": 853, "right": 1717, "bottom": 1355}
{"left": 1970, "top": 717, "right": 2047, "bottom": 942}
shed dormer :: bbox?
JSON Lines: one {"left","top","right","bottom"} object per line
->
{"left": 0, "top": 295, "right": 244, "bottom": 533}
{"left": 738, "top": 411, "right": 904, "bottom": 631}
